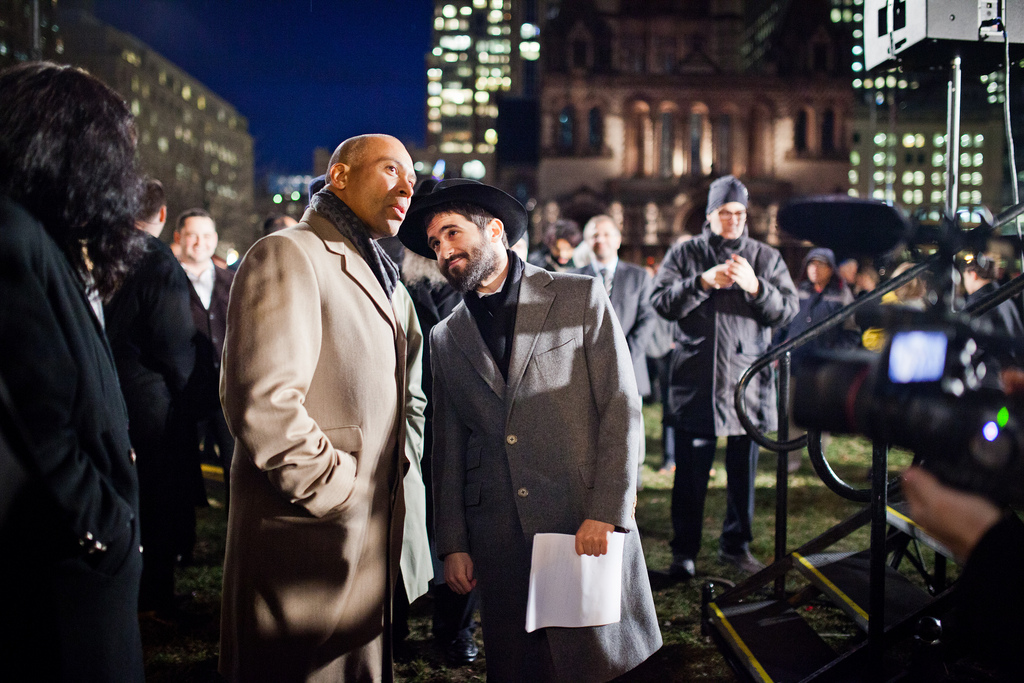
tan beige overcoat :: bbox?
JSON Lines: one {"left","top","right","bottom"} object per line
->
{"left": 218, "top": 207, "right": 407, "bottom": 683}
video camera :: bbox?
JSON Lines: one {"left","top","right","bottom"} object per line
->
{"left": 778, "top": 197, "right": 1024, "bottom": 507}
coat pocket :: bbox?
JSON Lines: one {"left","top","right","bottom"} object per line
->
{"left": 323, "top": 425, "right": 363, "bottom": 454}
{"left": 464, "top": 481, "right": 481, "bottom": 507}
{"left": 530, "top": 336, "right": 579, "bottom": 388}
{"left": 323, "top": 425, "right": 362, "bottom": 478}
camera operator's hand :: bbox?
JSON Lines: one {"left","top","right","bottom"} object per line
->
{"left": 701, "top": 263, "right": 734, "bottom": 290}
{"left": 726, "top": 254, "right": 760, "bottom": 295}
{"left": 902, "top": 466, "right": 1002, "bottom": 562}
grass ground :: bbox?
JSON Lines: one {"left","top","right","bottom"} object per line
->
{"left": 142, "top": 404, "right": 925, "bottom": 682}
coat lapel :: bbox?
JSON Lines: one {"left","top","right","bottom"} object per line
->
{"left": 506, "top": 264, "right": 555, "bottom": 406}
{"left": 445, "top": 303, "right": 505, "bottom": 397}
{"left": 303, "top": 209, "right": 397, "bottom": 335}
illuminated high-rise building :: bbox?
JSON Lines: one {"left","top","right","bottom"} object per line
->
{"left": 813, "top": 0, "right": 1005, "bottom": 214}
{"left": 424, "top": 0, "right": 541, "bottom": 183}
{"left": 0, "top": 0, "right": 63, "bottom": 67}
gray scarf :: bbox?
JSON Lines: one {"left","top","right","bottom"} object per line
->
{"left": 309, "top": 187, "right": 399, "bottom": 300}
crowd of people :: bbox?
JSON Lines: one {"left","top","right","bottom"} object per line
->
{"left": 2, "top": 61, "right": 1022, "bottom": 683}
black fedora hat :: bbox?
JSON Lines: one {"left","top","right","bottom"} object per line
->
{"left": 399, "top": 178, "right": 528, "bottom": 259}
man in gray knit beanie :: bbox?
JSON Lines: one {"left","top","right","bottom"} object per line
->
{"left": 650, "top": 175, "right": 798, "bottom": 579}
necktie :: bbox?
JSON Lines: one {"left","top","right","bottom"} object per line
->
{"left": 599, "top": 266, "right": 612, "bottom": 294}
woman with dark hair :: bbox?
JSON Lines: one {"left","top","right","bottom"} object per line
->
{"left": 0, "top": 62, "right": 146, "bottom": 681}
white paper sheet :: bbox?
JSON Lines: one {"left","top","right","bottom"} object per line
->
{"left": 525, "top": 532, "right": 624, "bottom": 632}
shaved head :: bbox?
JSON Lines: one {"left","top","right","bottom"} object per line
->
{"left": 324, "top": 134, "right": 415, "bottom": 238}
{"left": 327, "top": 134, "right": 399, "bottom": 175}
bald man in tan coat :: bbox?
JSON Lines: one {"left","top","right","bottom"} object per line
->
{"left": 218, "top": 135, "right": 418, "bottom": 683}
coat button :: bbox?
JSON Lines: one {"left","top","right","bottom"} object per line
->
{"left": 506, "top": 434, "right": 517, "bottom": 445}
{"left": 517, "top": 487, "right": 529, "bottom": 498}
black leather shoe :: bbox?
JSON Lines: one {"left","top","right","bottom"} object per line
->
{"left": 668, "top": 556, "right": 696, "bottom": 580}
{"left": 445, "top": 634, "right": 479, "bottom": 665}
{"left": 717, "top": 548, "right": 766, "bottom": 575}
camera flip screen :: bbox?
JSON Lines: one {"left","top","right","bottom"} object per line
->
{"left": 888, "top": 331, "right": 948, "bottom": 383}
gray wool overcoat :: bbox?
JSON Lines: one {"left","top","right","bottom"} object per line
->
{"left": 431, "top": 262, "right": 662, "bottom": 683}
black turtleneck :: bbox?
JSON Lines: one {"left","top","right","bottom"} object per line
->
{"left": 463, "top": 249, "right": 524, "bottom": 380}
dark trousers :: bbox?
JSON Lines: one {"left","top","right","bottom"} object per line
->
{"left": 669, "top": 431, "right": 759, "bottom": 559}
{"left": 194, "top": 410, "right": 234, "bottom": 510}
{"left": 433, "top": 582, "right": 479, "bottom": 642}
{"left": 648, "top": 354, "right": 676, "bottom": 469}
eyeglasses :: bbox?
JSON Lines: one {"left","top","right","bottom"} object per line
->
{"left": 717, "top": 209, "right": 746, "bottom": 221}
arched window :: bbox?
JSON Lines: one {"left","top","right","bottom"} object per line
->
{"left": 588, "top": 107, "right": 603, "bottom": 153}
{"left": 821, "top": 109, "right": 836, "bottom": 154}
{"left": 689, "top": 111, "right": 706, "bottom": 176}
{"left": 573, "top": 39, "right": 588, "bottom": 69}
{"left": 715, "top": 114, "right": 732, "bottom": 174}
{"left": 748, "top": 105, "right": 770, "bottom": 177}
{"left": 794, "top": 109, "right": 809, "bottom": 153}
{"left": 659, "top": 111, "right": 674, "bottom": 178}
{"left": 558, "top": 106, "right": 575, "bottom": 153}
{"left": 628, "top": 101, "right": 651, "bottom": 177}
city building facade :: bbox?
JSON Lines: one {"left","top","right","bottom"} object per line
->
{"left": 534, "top": 0, "right": 853, "bottom": 264}
{"left": 61, "top": 10, "right": 256, "bottom": 256}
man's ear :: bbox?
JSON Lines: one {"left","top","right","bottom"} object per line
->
{"left": 158, "top": 205, "right": 167, "bottom": 223}
{"left": 327, "top": 162, "right": 349, "bottom": 191}
{"left": 487, "top": 217, "right": 505, "bottom": 244}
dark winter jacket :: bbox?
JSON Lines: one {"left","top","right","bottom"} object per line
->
{"left": 966, "top": 280, "right": 1024, "bottom": 377}
{"left": 651, "top": 223, "right": 798, "bottom": 435}
{"left": 773, "top": 248, "right": 857, "bottom": 363}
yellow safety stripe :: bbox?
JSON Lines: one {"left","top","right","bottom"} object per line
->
{"left": 793, "top": 552, "right": 869, "bottom": 622}
{"left": 709, "top": 602, "right": 774, "bottom": 683}
{"left": 887, "top": 506, "right": 922, "bottom": 531}
{"left": 200, "top": 463, "right": 224, "bottom": 482}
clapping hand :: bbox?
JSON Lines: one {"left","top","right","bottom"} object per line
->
{"left": 702, "top": 255, "right": 759, "bottom": 295}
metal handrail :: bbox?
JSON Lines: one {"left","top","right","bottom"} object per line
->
{"left": 734, "top": 257, "right": 937, "bottom": 453}
{"left": 733, "top": 257, "right": 938, "bottom": 503}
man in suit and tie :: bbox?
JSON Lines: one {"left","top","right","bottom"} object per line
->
{"left": 576, "top": 215, "right": 657, "bottom": 401}
{"left": 176, "top": 208, "right": 235, "bottom": 511}
{"left": 398, "top": 179, "right": 661, "bottom": 683}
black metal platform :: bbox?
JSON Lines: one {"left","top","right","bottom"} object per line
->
{"left": 793, "top": 550, "right": 933, "bottom": 632}
{"left": 707, "top": 599, "right": 838, "bottom": 683}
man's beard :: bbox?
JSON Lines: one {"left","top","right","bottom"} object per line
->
{"left": 440, "top": 239, "right": 499, "bottom": 293}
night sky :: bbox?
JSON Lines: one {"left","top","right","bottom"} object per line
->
{"left": 92, "top": 0, "right": 434, "bottom": 176}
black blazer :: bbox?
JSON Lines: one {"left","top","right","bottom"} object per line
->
{"left": 186, "top": 263, "right": 234, "bottom": 415}
{"left": 574, "top": 260, "right": 657, "bottom": 397}
{"left": 0, "top": 197, "right": 144, "bottom": 680}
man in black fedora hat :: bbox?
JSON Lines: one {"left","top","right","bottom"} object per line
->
{"left": 399, "top": 179, "right": 661, "bottom": 682}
